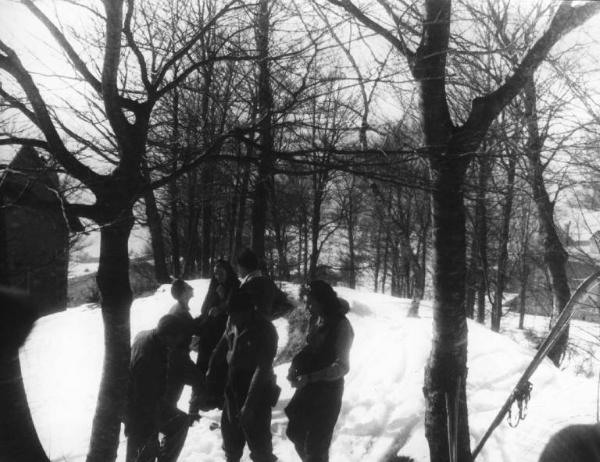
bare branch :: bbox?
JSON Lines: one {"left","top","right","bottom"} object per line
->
{"left": 461, "top": 1, "right": 600, "bottom": 147}
{"left": 326, "top": 0, "right": 416, "bottom": 60}
{"left": 153, "top": 0, "right": 242, "bottom": 90}
{"left": 0, "top": 137, "right": 49, "bottom": 150}
{"left": 21, "top": 0, "right": 103, "bottom": 94}
{"left": 123, "top": 0, "right": 151, "bottom": 91}
{"left": 0, "top": 39, "right": 103, "bottom": 187}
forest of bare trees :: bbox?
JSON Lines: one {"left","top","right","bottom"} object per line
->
{"left": 2, "top": 1, "right": 600, "bottom": 461}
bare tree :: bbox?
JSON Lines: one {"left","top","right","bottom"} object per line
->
{"left": 322, "top": 1, "right": 600, "bottom": 460}
{"left": 0, "top": 1, "right": 249, "bottom": 460}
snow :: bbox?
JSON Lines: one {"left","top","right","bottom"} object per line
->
{"left": 19, "top": 281, "right": 600, "bottom": 462}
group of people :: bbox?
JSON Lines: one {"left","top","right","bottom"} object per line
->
{"left": 124, "top": 248, "right": 354, "bottom": 462}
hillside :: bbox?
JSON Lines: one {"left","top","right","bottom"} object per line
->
{"left": 19, "top": 281, "right": 600, "bottom": 462}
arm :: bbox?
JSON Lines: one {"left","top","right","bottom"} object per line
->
{"left": 200, "top": 280, "right": 217, "bottom": 316}
{"left": 206, "top": 328, "right": 228, "bottom": 379}
{"left": 242, "top": 325, "right": 277, "bottom": 411}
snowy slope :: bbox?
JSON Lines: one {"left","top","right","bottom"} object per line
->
{"left": 19, "top": 281, "right": 600, "bottom": 462}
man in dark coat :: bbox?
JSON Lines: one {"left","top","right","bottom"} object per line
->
{"left": 207, "top": 289, "right": 279, "bottom": 462}
{"left": 166, "top": 279, "right": 197, "bottom": 410}
{"left": 236, "top": 248, "right": 293, "bottom": 320}
{"left": 125, "top": 314, "right": 191, "bottom": 462}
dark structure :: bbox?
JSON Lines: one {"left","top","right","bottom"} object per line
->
{"left": 0, "top": 146, "right": 80, "bottom": 316}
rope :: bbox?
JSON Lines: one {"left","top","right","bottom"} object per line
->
{"left": 507, "top": 381, "right": 532, "bottom": 427}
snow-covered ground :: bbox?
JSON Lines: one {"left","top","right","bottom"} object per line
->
{"left": 19, "top": 281, "right": 600, "bottom": 462}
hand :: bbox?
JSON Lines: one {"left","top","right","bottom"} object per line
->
{"left": 292, "top": 374, "right": 309, "bottom": 389}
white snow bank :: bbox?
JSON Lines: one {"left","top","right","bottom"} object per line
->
{"left": 19, "top": 282, "right": 600, "bottom": 462}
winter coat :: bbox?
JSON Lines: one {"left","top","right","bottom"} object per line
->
{"left": 126, "top": 329, "right": 168, "bottom": 433}
{"left": 240, "top": 271, "right": 294, "bottom": 320}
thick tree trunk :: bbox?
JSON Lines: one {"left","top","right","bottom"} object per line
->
{"left": 200, "top": 165, "right": 213, "bottom": 278}
{"left": 169, "top": 88, "right": 181, "bottom": 277}
{"left": 233, "top": 161, "right": 250, "bottom": 259}
{"left": 169, "top": 179, "right": 181, "bottom": 277}
{"left": 347, "top": 209, "right": 357, "bottom": 289}
{"left": 86, "top": 210, "right": 133, "bottom": 462}
{"left": 0, "top": 348, "right": 51, "bottom": 462}
{"left": 465, "top": 235, "right": 477, "bottom": 320}
{"left": 309, "top": 178, "right": 324, "bottom": 280}
{"left": 0, "top": 291, "right": 50, "bottom": 462}
{"left": 381, "top": 230, "right": 390, "bottom": 293}
{"left": 523, "top": 79, "right": 570, "bottom": 366}
{"left": 492, "top": 153, "right": 516, "bottom": 331}
{"left": 474, "top": 155, "right": 490, "bottom": 325}
{"left": 273, "top": 217, "right": 290, "bottom": 280}
{"left": 251, "top": 0, "right": 274, "bottom": 260}
{"left": 183, "top": 173, "right": 200, "bottom": 278}
{"left": 424, "top": 158, "right": 471, "bottom": 462}
{"left": 143, "top": 185, "right": 169, "bottom": 283}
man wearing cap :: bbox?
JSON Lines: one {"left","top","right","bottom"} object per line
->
{"left": 165, "top": 279, "right": 197, "bottom": 411}
{"left": 125, "top": 314, "right": 192, "bottom": 462}
{"left": 207, "top": 289, "right": 279, "bottom": 462}
{"left": 236, "top": 247, "right": 293, "bottom": 320}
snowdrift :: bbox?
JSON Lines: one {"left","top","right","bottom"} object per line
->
{"left": 19, "top": 281, "right": 599, "bottom": 462}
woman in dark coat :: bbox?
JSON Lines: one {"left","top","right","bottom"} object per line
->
{"left": 285, "top": 280, "right": 354, "bottom": 462}
{"left": 189, "top": 260, "right": 240, "bottom": 413}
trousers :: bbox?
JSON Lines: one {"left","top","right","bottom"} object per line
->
{"left": 125, "top": 408, "right": 189, "bottom": 462}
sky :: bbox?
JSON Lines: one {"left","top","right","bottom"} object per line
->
{"left": 2, "top": 0, "right": 600, "bottom": 258}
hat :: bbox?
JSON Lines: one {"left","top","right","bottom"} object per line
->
{"left": 307, "top": 280, "right": 348, "bottom": 316}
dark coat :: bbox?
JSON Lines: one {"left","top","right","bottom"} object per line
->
{"left": 165, "top": 303, "right": 197, "bottom": 407}
{"left": 126, "top": 330, "right": 168, "bottom": 433}
{"left": 241, "top": 272, "right": 294, "bottom": 320}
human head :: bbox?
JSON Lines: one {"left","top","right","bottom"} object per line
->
{"left": 171, "top": 279, "right": 194, "bottom": 304}
{"left": 226, "top": 289, "right": 254, "bottom": 327}
{"left": 213, "top": 259, "right": 236, "bottom": 285}
{"left": 156, "top": 314, "right": 187, "bottom": 349}
{"left": 306, "top": 280, "right": 344, "bottom": 317}
{"left": 236, "top": 248, "right": 259, "bottom": 277}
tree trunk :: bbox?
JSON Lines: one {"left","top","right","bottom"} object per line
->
{"left": 523, "top": 78, "right": 570, "bottom": 366}
{"left": 424, "top": 157, "right": 471, "bottom": 462}
{"left": 373, "top": 224, "right": 382, "bottom": 292}
{"left": 347, "top": 200, "right": 357, "bottom": 289}
{"left": 474, "top": 154, "right": 490, "bottom": 325}
{"left": 86, "top": 210, "right": 133, "bottom": 462}
{"left": 169, "top": 179, "right": 181, "bottom": 277}
{"left": 183, "top": 172, "right": 200, "bottom": 278}
{"left": 251, "top": 0, "right": 274, "bottom": 260}
{"left": 233, "top": 160, "right": 250, "bottom": 259}
{"left": 309, "top": 177, "right": 324, "bottom": 280}
{"left": 518, "top": 261, "right": 530, "bottom": 329}
{"left": 381, "top": 230, "right": 390, "bottom": 293}
{"left": 143, "top": 180, "right": 169, "bottom": 283}
{"left": 492, "top": 152, "right": 516, "bottom": 331}
{"left": 0, "top": 292, "right": 50, "bottom": 462}
{"left": 465, "top": 235, "right": 477, "bottom": 319}
{"left": 200, "top": 165, "right": 213, "bottom": 278}
{"left": 273, "top": 214, "right": 290, "bottom": 280}
{"left": 309, "top": 203, "right": 321, "bottom": 280}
